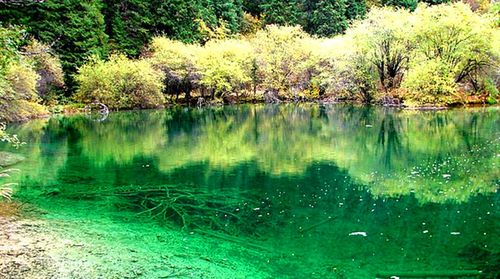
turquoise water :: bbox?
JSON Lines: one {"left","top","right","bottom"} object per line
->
{"left": 2, "top": 104, "right": 499, "bottom": 278}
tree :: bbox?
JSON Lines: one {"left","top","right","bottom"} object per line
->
{"left": 242, "top": 0, "right": 263, "bottom": 16}
{"left": 381, "top": 0, "right": 418, "bottom": 10}
{"left": 345, "top": 0, "right": 366, "bottom": 20}
{"left": 260, "top": 0, "right": 303, "bottom": 26}
{"left": 210, "top": 0, "right": 244, "bottom": 33}
{"left": 252, "top": 25, "right": 316, "bottom": 99}
{"left": 304, "top": 0, "right": 349, "bottom": 37}
{"left": 348, "top": 7, "right": 414, "bottom": 92}
{"left": 74, "top": 54, "right": 165, "bottom": 110}
{"left": 22, "top": 40, "right": 65, "bottom": 104}
{"left": 147, "top": 37, "right": 201, "bottom": 101}
{"left": 102, "top": 0, "right": 152, "bottom": 57}
{"left": 196, "top": 39, "right": 254, "bottom": 99}
{"left": 0, "top": 27, "right": 50, "bottom": 122}
{"left": 149, "top": 0, "right": 206, "bottom": 43}
{"left": 0, "top": 0, "right": 109, "bottom": 89}
{"left": 403, "top": 3, "right": 499, "bottom": 104}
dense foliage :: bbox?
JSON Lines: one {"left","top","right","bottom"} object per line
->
{"left": 0, "top": 123, "right": 23, "bottom": 201}
{"left": 0, "top": 0, "right": 109, "bottom": 89}
{"left": 323, "top": 3, "right": 500, "bottom": 105}
{"left": 0, "top": 0, "right": 363, "bottom": 86}
{"left": 1, "top": 1, "right": 499, "bottom": 118}
{"left": 74, "top": 54, "right": 165, "bottom": 110}
{"left": 72, "top": 3, "right": 499, "bottom": 108}
{"left": 0, "top": 27, "right": 62, "bottom": 122}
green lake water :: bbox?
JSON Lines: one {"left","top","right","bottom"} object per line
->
{"left": 1, "top": 104, "right": 499, "bottom": 278}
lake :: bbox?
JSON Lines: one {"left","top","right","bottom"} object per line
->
{"left": 1, "top": 104, "right": 499, "bottom": 278}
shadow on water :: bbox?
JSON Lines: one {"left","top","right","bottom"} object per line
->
{"left": 1, "top": 104, "right": 499, "bottom": 278}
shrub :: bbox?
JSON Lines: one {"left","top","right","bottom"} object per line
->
{"left": 402, "top": 58, "right": 458, "bottom": 105}
{"left": 147, "top": 37, "right": 200, "bottom": 100}
{"left": 489, "top": 3, "right": 500, "bottom": 27}
{"left": 323, "top": 36, "right": 382, "bottom": 103}
{"left": 23, "top": 40, "right": 65, "bottom": 104}
{"left": 0, "top": 27, "right": 55, "bottom": 122}
{"left": 482, "top": 78, "right": 499, "bottom": 104}
{"left": 348, "top": 7, "right": 414, "bottom": 92}
{"left": 5, "top": 61, "right": 39, "bottom": 101}
{"left": 0, "top": 123, "right": 24, "bottom": 202}
{"left": 252, "top": 25, "right": 316, "bottom": 99}
{"left": 0, "top": 60, "right": 48, "bottom": 122}
{"left": 406, "top": 3, "right": 498, "bottom": 102}
{"left": 241, "top": 12, "right": 263, "bottom": 35}
{"left": 196, "top": 39, "right": 254, "bottom": 99}
{"left": 75, "top": 54, "right": 165, "bottom": 110}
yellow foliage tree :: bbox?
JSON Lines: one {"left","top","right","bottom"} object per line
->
{"left": 147, "top": 37, "right": 201, "bottom": 100}
{"left": 196, "top": 39, "right": 254, "bottom": 99}
{"left": 75, "top": 54, "right": 165, "bottom": 110}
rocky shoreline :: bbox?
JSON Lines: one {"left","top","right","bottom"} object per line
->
{"left": 0, "top": 201, "right": 278, "bottom": 279}
{"left": 0, "top": 216, "right": 57, "bottom": 279}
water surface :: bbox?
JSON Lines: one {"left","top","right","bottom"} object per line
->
{"left": 2, "top": 104, "right": 499, "bottom": 278}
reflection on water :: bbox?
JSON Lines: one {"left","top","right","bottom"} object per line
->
{"left": 2, "top": 104, "right": 499, "bottom": 278}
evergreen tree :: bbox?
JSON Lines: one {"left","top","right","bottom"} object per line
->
{"left": 345, "top": 0, "right": 366, "bottom": 20}
{"left": 304, "top": 0, "right": 349, "bottom": 37}
{"left": 382, "top": 0, "right": 451, "bottom": 10}
{"left": 421, "top": 0, "right": 450, "bottom": 4}
{"left": 102, "top": 0, "right": 151, "bottom": 57}
{"left": 149, "top": 0, "right": 205, "bottom": 43}
{"left": 211, "top": 0, "right": 244, "bottom": 33}
{"left": 382, "top": 0, "right": 418, "bottom": 10}
{"left": 242, "top": 0, "right": 263, "bottom": 16}
{"left": 260, "top": 0, "right": 303, "bottom": 26}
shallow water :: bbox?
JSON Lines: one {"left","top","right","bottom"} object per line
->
{"left": 2, "top": 104, "right": 499, "bottom": 278}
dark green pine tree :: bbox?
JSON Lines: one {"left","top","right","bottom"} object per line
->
{"left": 305, "top": 0, "right": 348, "bottom": 37}
{"left": 148, "top": 0, "right": 205, "bottom": 43}
{"left": 242, "top": 0, "right": 263, "bottom": 16}
{"left": 382, "top": 0, "right": 418, "bottom": 10}
{"left": 345, "top": 0, "right": 366, "bottom": 21}
{"left": 260, "top": 0, "right": 304, "bottom": 26}
{"left": 102, "top": 0, "right": 152, "bottom": 57}
{"left": 383, "top": 0, "right": 450, "bottom": 10}
{"left": 211, "top": 0, "right": 245, "bottom": 33}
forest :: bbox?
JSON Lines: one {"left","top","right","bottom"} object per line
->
{"left": 0, "top": 0, "right": 499, "bottom": 122}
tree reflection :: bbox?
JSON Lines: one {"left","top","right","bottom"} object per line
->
{"left": 377, "top": 112, "right": 402, "bottom": 169}
{"left": 6, "top": 105, "right": 499, "bottom": 204}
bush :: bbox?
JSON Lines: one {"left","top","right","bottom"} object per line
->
{"left": 0, "top": 58, "right": 49, "bottom": 122}
{"left": 402, "top": 58, "right": 458, "bottom": 105}
{"left": 0, "top": 27, "right": 56, "bottom": 122}
{"left": 23, "top": 40, "right": 65, "bottom": 104}
{"left": 147, "top": 37, "right": 200, "bottom": 100}
{"left": 196, "top": 39, "right": 254, "bottom": 99}
{"left": 252, "top": 25, "right": 316, "bottom": 99}
{"left": 74, "top": 54, "right": 165, "bottom": 110}
{"left": 348, "top": 7, "right": 414, "bottom": 92}
{"left": 404, "top": 3, "right": 498, "bottom": 103}
{"left": 4, "top": 61, "right": 39, "bottom": 101}
{"left": 483, "top": 78, "right": 499, "bottom": 104}
{"left": 334, "top": 3, "right": 499, "bottom": 105}
{"left": 4, "top": 3, "right": 497, "bottom": 110}
{"left": 315, "top": 37, "right": 378, "bottom": 103}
